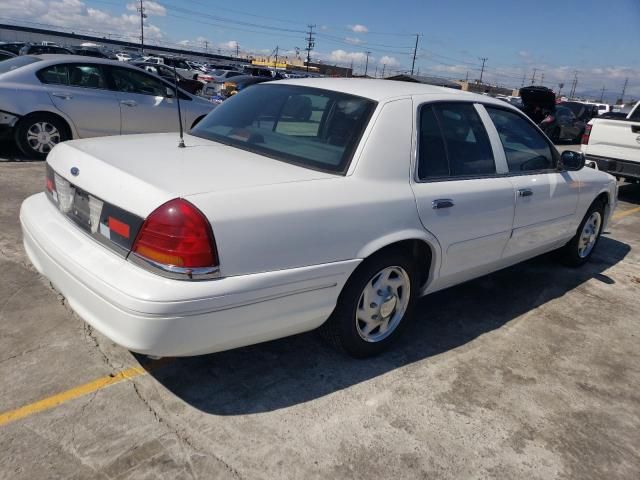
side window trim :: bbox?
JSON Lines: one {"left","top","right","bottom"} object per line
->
{"left": 415, "top": 100, "right": 500, "bottom": 183}
{"left": 483, "top": 103, "right": 560, "bottom": 175}
{"left": 474, "top": 104, "right": 509, "bottom": 174}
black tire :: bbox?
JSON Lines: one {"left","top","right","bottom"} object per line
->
{"left": 558, "top": 200, "right": 605, "bottom": 267}
{"left": 14, "top": 113, "right": 69, "bottom": 160}
{"left": 319, "top": 249, "right": 419, "bottom": 358}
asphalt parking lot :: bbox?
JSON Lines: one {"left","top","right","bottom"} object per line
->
{"left": 1, "top": 140, "right": 639, "bottom": 479}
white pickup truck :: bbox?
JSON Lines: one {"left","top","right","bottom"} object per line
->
{"left": 581, "top": 101, "right": 640, "bottom": 182}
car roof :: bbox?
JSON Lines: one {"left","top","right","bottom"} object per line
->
{"left": 265, "top": 78, "right": 495, "bottom": 103}
{"left": 30, "top": 54, "right": 139, "bottom": 66}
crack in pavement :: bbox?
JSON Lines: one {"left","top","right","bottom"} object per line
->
{"left": 130, "top": 381, "right": 244, "bottom": 480}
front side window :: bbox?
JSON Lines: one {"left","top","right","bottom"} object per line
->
{"left": 418, "top": 103, "right": 495, "bottom": 180}
{"left": 109, "top": 67, "right": 166, "bottom": 96}
{"left": 485, "top": 107, "right": 555, "bottom": 173}
{"left": 191, "top": 84, "right": 376, "bottom": 173}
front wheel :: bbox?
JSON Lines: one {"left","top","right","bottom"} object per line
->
{"left": 320, "top": 250, "right": 418, "bottom": 358}
{"left": 558, "top": 201, "right": 605, "bottom": 267}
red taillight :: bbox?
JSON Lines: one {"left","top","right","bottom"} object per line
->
{"left": 45, "top": 164, "right": 56, "bottom": 193}
{"left": 581, "top": 124, "right": 592, "bottom": 145}
{"left": 132, "top": 198, "right": 218, "bottom": 269}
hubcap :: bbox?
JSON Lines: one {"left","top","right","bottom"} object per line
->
{"left": 578, "top": 211, "right": 602, "bottom": 258}
{"left": 355, "top": 266, "right": 411, "bottom": 343}
{"left": 26, "top": 122, "right": 61, "bottom": 154}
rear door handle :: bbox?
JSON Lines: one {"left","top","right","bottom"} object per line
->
{"left": 432, "top": 199, "right": 454, "bottom": 209}
{"left": 51, "top": 92, "right": 72, "bottom": 100}
{"left": 120, "top": 100, "right": 137, "bottom": 107}
{"left": 518, "top": 188, "right": 533, "bottom": 197}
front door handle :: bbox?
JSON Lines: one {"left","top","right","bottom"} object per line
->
{"left": 432, "top": 199, "right": 455, "bottom": 209}
{"left": 120, "top": 100, "right": 137, "bottom": 107}
{"left": 518, "top": 188, "right": 533, "bottom": 197}
{"left": 51, "top": 92, "right": 72, "bottom": 100}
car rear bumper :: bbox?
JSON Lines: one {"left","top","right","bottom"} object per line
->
{"left": 586, "top": 154, "right": 640, "bottom": 180}
{"left": 20, "top": 193, "right": 359, "bottom": 356}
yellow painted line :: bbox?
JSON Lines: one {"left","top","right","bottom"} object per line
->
{"left": 0, "top": 359, "right": 171, "bottom": 427}
{"left": 612, "top": 205, "right": 640, "bottom": 220}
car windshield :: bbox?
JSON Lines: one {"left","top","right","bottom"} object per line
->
{"left": 0, "top": 55, "right": 41, "bottom": 75}
{"left": 191, "top": 84, "right": 376, "bottom": 174}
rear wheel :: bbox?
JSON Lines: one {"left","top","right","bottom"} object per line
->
{"left": 15, "top": 113, "right": 69, "bottom": 160}
{"left": 558, "top": 200, "right": 605, "bottom": 267}
{"left": 320, "top": 250, "right": 418, "bottom": 358}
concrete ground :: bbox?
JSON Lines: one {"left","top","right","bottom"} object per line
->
{"left": 1, "top": 139, "right": 639, "bottom": 479}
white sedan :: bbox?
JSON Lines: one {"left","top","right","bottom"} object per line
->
{"left": 0, "top": 55, "right": 214, "bottom": 158}
{"left": 20, "top": 79, "right": 617, "bottom": 358}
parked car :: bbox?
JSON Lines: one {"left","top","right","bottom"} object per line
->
{"left": 582, "top": 100, "right": 640, "bottom": 182}
{"left": 586, "top": 102, "right": 612, "bottom": 116}
{"left": 0, "top": 42, "right": 25, "bottom": 55}
{"left": 132, "top": 61, "right": 204, "bottom": 95}
{"left": 0, "top": 55, "right": 215, "bottom": 158}
{"left": 71, "top": 47, "right": 117, "bottom": 60}
{"left": 243, "top": 65, "right": 274, "bottom": 78}
{"left": 560, "top": 101, "right": 598, "bottom": 122}
{"left": 20, "top": 79, "right": 617, "bottom": 358}
{"left": 0, "top": 49, "right": 16, "bottom": 61}
{"left": 19, "top": 44, "right": 74, "bottom": 55}
{"left": 115, "top": 52, "right": 132, "bottom": 62}
{"left": 521, "top": 86, "right": 585, "bottom": 142}
{"left": 197, "top": 69, "right": 243, "bottom": 84}
{"left": 202, "top": 74, "right": 271, "bottom": 99}
{"left": 158, "top": 56, "right": 202, "bottom": 80}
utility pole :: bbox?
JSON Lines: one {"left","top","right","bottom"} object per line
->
{"left": 558, "top": 83, "right": 564, "bottom": 97}
{"left": 305, "top": 24, "right": 315, "bottom": 72}
{"left": 364, "top": 51, "right": 371, "bottom": 76}
{"left": 203, "top": 40, "right": 208, "bottom": 54}
{"left": 236, "top": 43, "right": 240, "bottom": 58}
{"left": 621, "top": 77, "right": 628, "bottom": 103}
{"left": 599, "top": 86, "right": 605, "bottom": 102}
{"left": 381, "top": 63, "right": 386, "bottom": 78}
{"left": 273, "top": 45, "right": 279, "bottom": 70}
{"left": 466, "top": 71, "right": 469, "bottom": 82}
{"left": 374, "top": 65, "right": 378, "bottom": 78}
{"left": 410, "top": 34, "right": 420, "bottom": 75}
{"left": 137, "top": 0, "right": 146, "bottom": 55}
{"left": 540, "top": 73, "right": 544, "bottom": 85}
{"left": 349, "top": 59, "right": 354, "bottom": 77}
{"left": 530, "top": 68, "right": 537, "bottom": 84}
{"left": 521, "top": 71, "right": 526, "bottom": 87}
{"left": 479, "top": 57, "right": 487, "bottom": 83}
{"left": 569, "top": 71, "right": 578, "bottom": 99}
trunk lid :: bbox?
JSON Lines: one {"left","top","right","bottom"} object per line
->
{"left": 47, "top": 133, "right": 334, "bottom": 218}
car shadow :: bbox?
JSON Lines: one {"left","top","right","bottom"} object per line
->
{"left": 140, "top": 236, "right": 630, "bottom": 416}
{"left": 618, "top": 182, "right": 640, "bottom": 206}
{"left": 0, "top": 141, "right": 36, "bottom": 162}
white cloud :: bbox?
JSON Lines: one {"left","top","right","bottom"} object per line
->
{"left": 328, "top": 49, "right": 369, "bottom": 64}
{"left": 222, "top": 40, "right": 238, "bottom": 50}
{"left": 126, "top": 1, "right": 166, "bottom": 17}
{"left": 379, "top": 55, "right": 399, "bottom": 66}
{"left": 345, "top": 36, "right": 363, "bottom": 45}
{"left": 178, "top": 39, "right": 191, "bottom": 46}
{"left": 348, "top": 24, "right": 368, "bottom": 33}
{"left": 0, "top": 0, "right": 164, "bottom": 41}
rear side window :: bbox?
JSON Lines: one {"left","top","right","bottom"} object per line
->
{"left": 485, "top": 107, "right": 555, "bottom": 172}
{"left": 418, "top": 103, "right": 496, "bottom": 180}
{"left": 37, "top": 64, "right": 106, "bottom": 89}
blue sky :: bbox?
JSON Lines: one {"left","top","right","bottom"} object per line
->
{"left": 2, "top": 0, "right": 639, "bottom": 99}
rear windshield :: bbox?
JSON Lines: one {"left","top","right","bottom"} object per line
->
{"left": 0, "top": 55, "right": 41, "bottom": 75}
{"left": 191, "top": 84, "right": 376, "bottom": 174}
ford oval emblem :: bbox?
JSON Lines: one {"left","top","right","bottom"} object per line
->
{"left": 70, "top": 167, "right": 79, "bottom": 177}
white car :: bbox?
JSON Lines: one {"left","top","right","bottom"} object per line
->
{"left": 0, "top": 55, "right": 215, "bottom": 158}
{"left": 20, "top": 79, "right": 617, "bottom": 358}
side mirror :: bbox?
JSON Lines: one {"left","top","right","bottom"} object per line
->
{"left": 165, "top": 86, "right": 175, "bottom": 98}
{"left": 559, "top": 150, "right": 585, "bottom": 171}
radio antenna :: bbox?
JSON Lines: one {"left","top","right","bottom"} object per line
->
{"left": 172, "top": 64, "right": 185, "bottom": 148}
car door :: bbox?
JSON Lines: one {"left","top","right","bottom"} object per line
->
{"left": 107, "top": 66, "right": 181, "bottom": 134}
{"left": 411, "top": 101, "right": 516, "bottom": 285}
{"left": 483, "top": 105, "right": 579, "bottom": 258}
{"left": 37, "top": 63, "right": 121, "bottom": 137}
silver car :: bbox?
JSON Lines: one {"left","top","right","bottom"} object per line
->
{"left": 0, "top": 55, "right": 215, "bottom": 158}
